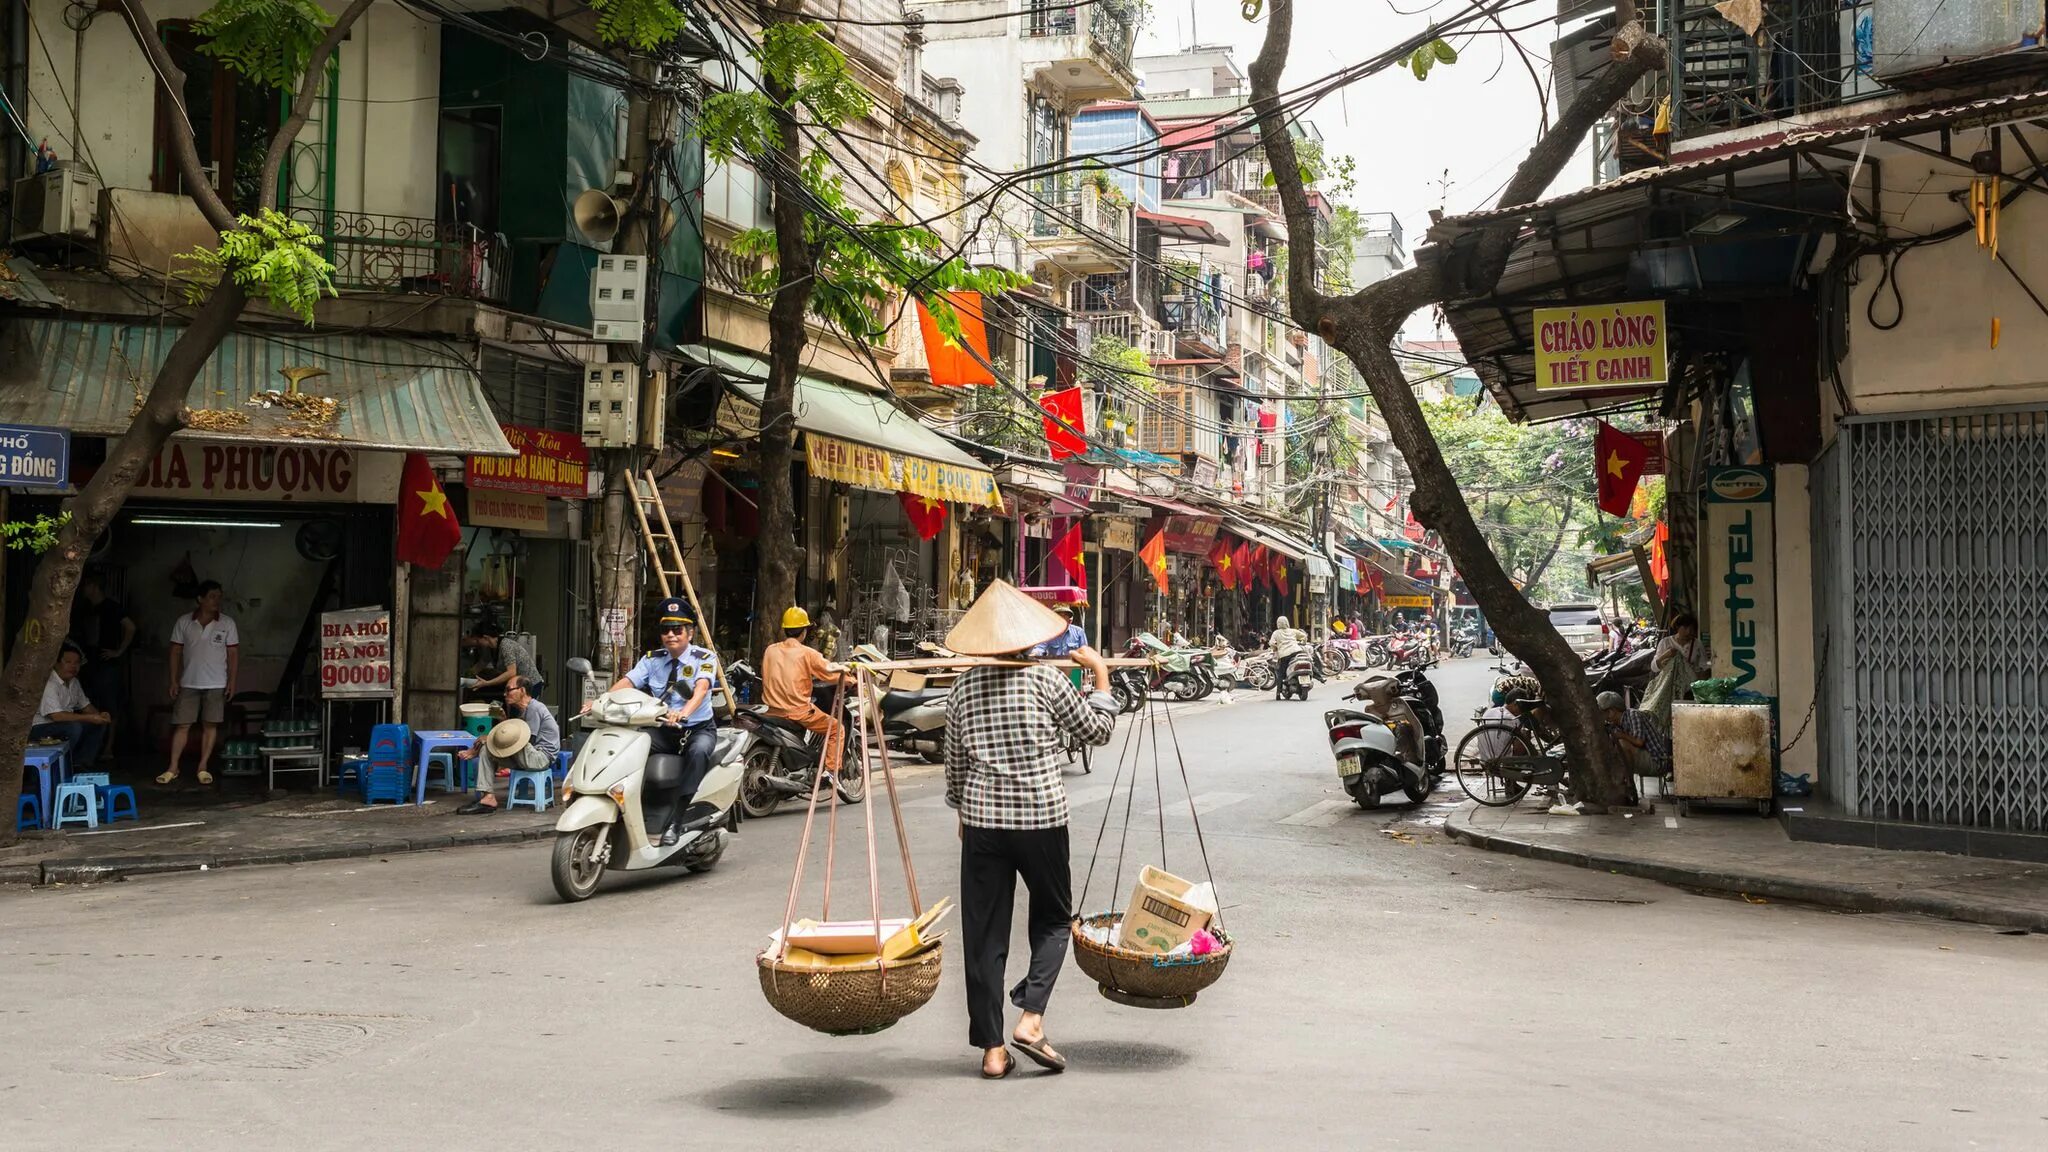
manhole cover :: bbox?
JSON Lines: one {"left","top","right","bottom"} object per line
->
{"left": 112, "top": 1009, "right": 411, "bottom": 1071}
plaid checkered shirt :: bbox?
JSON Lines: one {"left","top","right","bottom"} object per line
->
{"left": 945, "top": 664, "right": 1116, "bottom": 830}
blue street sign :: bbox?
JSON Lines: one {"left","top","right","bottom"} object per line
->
{"left": 0, "top": 423, "right": 69, "bottom": 487}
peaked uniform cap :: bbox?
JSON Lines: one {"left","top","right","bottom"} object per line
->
{"left": 944, "top": 579, "right": 1068, "bottom": 657}
{"left": 485, "top": 718, "right": 532, "bottom": 759}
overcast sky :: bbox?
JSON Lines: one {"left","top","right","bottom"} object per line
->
{"left": 1136, "top": 0, "right": 1591, "bottom": 332}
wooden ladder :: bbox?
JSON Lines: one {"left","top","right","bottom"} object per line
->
{"left": 625, "top": 468, "right": 734, "bottom": 712}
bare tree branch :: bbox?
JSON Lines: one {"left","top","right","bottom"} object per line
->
{"left": 114, "top": 0, "right": 235, "bottom": 232}
{"left": 1245, "top": 3, "right": 1327, "bottom": 332}
{"left": 261, "top": 0, "right": 378, "bottom": 208}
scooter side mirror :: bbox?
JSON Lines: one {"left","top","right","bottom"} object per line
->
{"left": 565, "top": 657, "right": 593, "bottom": 676}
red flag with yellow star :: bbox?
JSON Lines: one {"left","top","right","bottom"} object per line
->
{"left": 1051, "top": 519, "right": 1086, "bottom": 585}
{"left": 899, "top": 491, "right": 948, "bottom": 540}
{"left": 396, "top": 453, "right": 462, "bottom": 568}
{"left": 1595, "top": 421, "right": 1651, "bottom": 518}
{"left": 1209, "top": 537, "right": 1236, "bottom": 590}
{"left": 1139, "top": 528, "right": 1169, "bottom": 594}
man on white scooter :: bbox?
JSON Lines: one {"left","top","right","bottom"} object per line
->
{"left": 605, "top": 597, "right": 720, "bottom": 847}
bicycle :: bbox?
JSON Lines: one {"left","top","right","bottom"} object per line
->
{"left": 1453, "top": 703, "right": 1570, "bottom": 807}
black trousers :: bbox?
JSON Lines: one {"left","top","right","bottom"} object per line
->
{"left": 959, "top": 823, "right": 1071, "bottom": 1050}
{"left": 651, "top": 722, "right": 717, "bottom": 831}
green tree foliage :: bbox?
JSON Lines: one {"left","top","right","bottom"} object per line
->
{"left": 1, "top": 512, "right": 70, "bottom": 553}
{"left": 585, "top": 0, "right": 686, "bottom": 51}
{"left": 177, "top": 208, "right": 337, "bottom": 324}
{"left": 1421, "top": 393, "right": 1595, "bottom": 600}
{"left": 704, "top": 22, "right": 1024, "bottom": 342}
{"left": 191, "top": 0, "right": 332, "bottom": 90}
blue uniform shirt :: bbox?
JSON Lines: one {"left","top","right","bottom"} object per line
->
{"left": 1031, "top": 623, "right": 1088, "bottom": 658}
{"left": 626, "top": 645, "right": 720, "bottom": 725}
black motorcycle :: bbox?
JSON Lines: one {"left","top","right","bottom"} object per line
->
{"left": 724, "top": 660, "right": 867, "bottom": 818}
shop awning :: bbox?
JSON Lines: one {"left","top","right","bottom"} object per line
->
{"left": 0, "top": 319, "right": 516, "bottom": 455}
{"left": 1136, "top": 210, "right": 1226, "bottom": 245}
{"left": 1224, "top": 515, "right": 1312, "bottom": 561}
{"left": 700, "top": 345, "right": 1000, "bottom": 507}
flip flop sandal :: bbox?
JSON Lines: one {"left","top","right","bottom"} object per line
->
{"left": 155, "top": 769, "right": 180, "bottom": 785}
{"left": 1009, "top": 1036, "right": 1066, "bottom": 1073}
{"left": 197, "top": 770, "right": 214, "bottom": 785}
{"left": 981, "top": 1052, "right": 1015, "bottom": 1080}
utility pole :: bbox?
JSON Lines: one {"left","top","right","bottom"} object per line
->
{"left": 593, "top": 56, "right": 679, "bottom": 682}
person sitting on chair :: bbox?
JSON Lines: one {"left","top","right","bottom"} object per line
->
{"left": 458, "top": 676, "right": 560, "bottom": 814}
{"left": 1599, "top": 690, "right": 1670, "bottom": 781}
{"left": 32, "top": 646, "right": 111, "bottom": 768}
{"left": 762, "top": 607, "right": 852, "bottom": 784}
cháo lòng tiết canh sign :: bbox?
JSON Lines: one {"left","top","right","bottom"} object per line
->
{"left": 1532, "top": 301, "right": 1669, "bottom": 391}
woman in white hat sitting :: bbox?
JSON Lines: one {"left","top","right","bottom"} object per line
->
{"left": 943, "top": 581, "right": 1120, "bottom": 1079}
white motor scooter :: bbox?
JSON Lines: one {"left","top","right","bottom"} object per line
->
{"left": 549, "top": 687, "right": 750, "bottom": 902}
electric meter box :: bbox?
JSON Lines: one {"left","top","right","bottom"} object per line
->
{"left": 590, "top": 254, "right": 647, "bottom": 344}
{"left": 581, "top": 362, "right": 641, "bottom": 448}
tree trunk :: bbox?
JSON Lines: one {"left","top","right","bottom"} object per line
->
{"left": 0, "top": 4, "right": 370, "bottom": 846}
{"left": 1247, "top": 0, "right": 1666, "bottom": 807}
{"left": 1521, "top": 488, "right": 1575, "bottom": 592}
{"left": 748, "top": 2, "right": 817, "bottom": 664}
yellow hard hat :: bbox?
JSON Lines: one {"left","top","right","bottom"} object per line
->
{"left": 780, "top": 607, "right": 812, "bottom": 630}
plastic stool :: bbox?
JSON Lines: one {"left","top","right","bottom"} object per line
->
{"left": 335, "top": 755, "right": 367, "bottom": 793}
{"left": 363, "top": 765, "right": 409, "bottom": 805}
{"left": 554, "top": 749, "right": 575, "bottom": 783}
{"left": 424, "top": 751, "right": 459, "bottom": 793}
{"left": 97, "top": 785, "right": 139, "bottom": 823}
{"left": 462, "top": 714, "right": 493, "bottom": 738}
{"left": 52, "top": 781, "right": 99, "bottom": 829}
{"left": 16, "top": 793, "right": 40, "bottom": 832}
{"left": 507, "top": 769, "right": 554, "bottom": 812}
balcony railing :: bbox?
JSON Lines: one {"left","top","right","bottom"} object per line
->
{"left": 1024, "top": 1, "right": 1136, "bottom": 67}
{"left": 290, "top": 209, "right": 506, "bottom": 300}
{"left": 1030, "top": 184, "right": 1132, "bottom": 251}
{"left": 1671, "top": 0, "right": 1882, "bottom": 139}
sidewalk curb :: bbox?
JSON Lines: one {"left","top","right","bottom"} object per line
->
{"left": 1443, "top": 808, "right": 2048, "bottom": 933}
{"left": 30, "top": 824, "right": 555, "bottom": 886}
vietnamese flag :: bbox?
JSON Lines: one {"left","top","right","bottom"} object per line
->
{"left": 914, "top": 291, "right": 997, "bottom": 387}
{"left": 1274, "top": 558, "right": 1291, "bottom": 598}
{"left": 1595, "top": 421, "right": 1651, "bottom": 517}
{"left": 1210, "top": 538, "right": 1236, "bottom": 590}
{"left": 396, "top": 453, "right": 462, "bottom": 568}
{"left": 899, "top": 491, "right": 947, "bottom": 541}
{"left": 1038, "top": 386, "right": 1088, "bottom": 461}
{"left": 1052, "top": 519, "right": 1086, "bottom": 585}
{"left": 1139, "top": 528, "right": 1169, "bottom": 594}
{"left": 1233, "top": 541, "right": 1252, "bottom": 593}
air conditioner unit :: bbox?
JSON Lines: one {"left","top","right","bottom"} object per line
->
{"left": 12, "top": 168, "right": 101, "bottom": 243}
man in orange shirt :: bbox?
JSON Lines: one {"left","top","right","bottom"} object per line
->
{"left": 762, "top": 607, "right": 853, "bottom": 777}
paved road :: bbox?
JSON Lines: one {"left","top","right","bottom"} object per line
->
{"left": 11, "top": 658, "right": 2047, "bottom": 1150}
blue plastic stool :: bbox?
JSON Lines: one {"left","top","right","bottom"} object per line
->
{"left": 554, "top": 749, "right": 575, "bottom": 784}
{"left": 335, "top": 755, "right": 367, "bottom": 795}
{"left": 507, "top": 769, "right": 554, "bottom": 812}
{"left": 363, "top": 765, "right": 409, "bottom": 805}
{"left": 97, "top": 785, "right": 139, "bottom": 823}
{"left": 424, "top": 751, "right": 459, "bottom": 793}
{"left": 16, "top": 793, "right": 41, "bottom": 832}
{"left": 52, "top": 781, "right": 99, "bottom": 829}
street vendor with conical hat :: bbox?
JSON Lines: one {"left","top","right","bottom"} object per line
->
{"left": 943, "top": 580, "right": 1120, "bottom": 1079}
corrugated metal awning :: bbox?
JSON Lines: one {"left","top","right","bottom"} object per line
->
{"left": 0, "top": 319, "right": 515, "bottom": 455}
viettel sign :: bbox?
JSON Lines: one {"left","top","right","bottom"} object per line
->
{"left": 1707, "top": 467, "right": 1771, "bottom": 503}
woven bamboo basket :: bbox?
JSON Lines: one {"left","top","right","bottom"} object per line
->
{"left": 1070, "top": 913, "right": 1232, "bottom": 1007}
{"left": 756, "top": 944, "right": 945, "bottom": 1036}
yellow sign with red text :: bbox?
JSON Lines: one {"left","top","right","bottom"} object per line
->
{"left": 1532, "top": 301, "right": 1669, "bottom": 391}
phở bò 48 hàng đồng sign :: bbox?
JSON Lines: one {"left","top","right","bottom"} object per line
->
{"left": 1532, "top": 301, "right": 1669, "bottom": 391}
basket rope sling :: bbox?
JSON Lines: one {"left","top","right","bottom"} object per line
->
{"left": 757, "top": 665, "right": 944, "bottom": 1036}
{"left": 1073, "top": 686, "right": 1233, "bottom": 1009}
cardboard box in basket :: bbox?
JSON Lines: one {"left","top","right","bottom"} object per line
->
{"left": 1115, "top": 865, "right": 1216, "bottom": 953}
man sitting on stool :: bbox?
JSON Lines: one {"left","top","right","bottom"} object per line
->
{"left": 32, "top": 646, "right": 111, "bottom": 768}
{"left": 458, "top": 676, "right": 560, "bottom": 814}
{"left": 606, "top": 598, "right": 720, "bottom": 846}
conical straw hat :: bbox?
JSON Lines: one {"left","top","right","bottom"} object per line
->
{"left": 945, "top": 579, "right": 1068, "bottom": 657}
{"left": 485, "top": 718, "right": 532, "bottom": 759}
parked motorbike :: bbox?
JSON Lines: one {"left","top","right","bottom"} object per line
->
{"left": 550, "top": 687, "right": 748, "bottom": 902}
{"left": 841, "top": 645, "right": 952, "bottom": 763}
{"left": 1325, "top": 666, "right": 1445, "bottom": 809}
{"left": 722, "top": 659, "right": 868, "bottom": 819}
{"left": 1236, "top": 648, "right": 1277, "bottom": 691}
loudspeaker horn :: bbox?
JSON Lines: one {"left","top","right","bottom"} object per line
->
{"left": 572, "top": 188, "right": 625, "bottom": 244}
